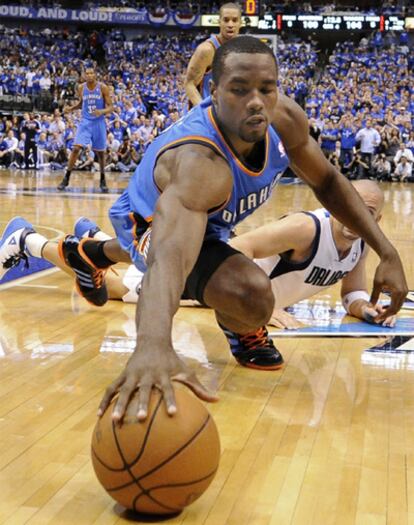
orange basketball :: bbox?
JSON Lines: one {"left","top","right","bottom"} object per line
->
{"left": 91, "top": 385, "right": 220, "bottom": 515}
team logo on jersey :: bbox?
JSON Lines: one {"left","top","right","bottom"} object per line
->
{"left": 278, "top": 141, "right": 286, "bottom": 157}
{"left": 352, "top": 251, "right": 358, "bottom": 262}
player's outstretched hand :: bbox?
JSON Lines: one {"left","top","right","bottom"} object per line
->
{"left": 97, "top": 347, "right": 218, "bottom": 423}
{"left": 370, "top": 250, "right": 408, "bottom": 321}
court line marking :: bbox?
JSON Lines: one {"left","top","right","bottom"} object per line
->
{"left": 0, "top": 267, "right": 60, "bottom": 291}
{"left": 269, "top": 331, "right": 414, "bottom": 338}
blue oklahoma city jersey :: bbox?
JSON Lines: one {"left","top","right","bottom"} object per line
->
{"left": 199, "top": 35, "right": 221, "bottom": 99}
{"left": 122, "top": 97, "right": 289, "bottom": 244}
{"left": 81, "top": 83, "right": 105, "bottom": 121}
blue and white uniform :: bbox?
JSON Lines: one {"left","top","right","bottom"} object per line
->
{"left": 110, "top": 97, "right": 289, "bottom": 272}
{"left": 255, "top": 208, "right": 366, "bottom": 309}
{"left": 74, "top": 82, "right": 107, "bottom": 151}
{"left": 198, "top": 35, "right": 222, "bottom": 100}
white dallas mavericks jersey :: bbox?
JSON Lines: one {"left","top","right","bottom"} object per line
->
{"left": 255, "top": 208, "right": 365, "bottom": 309}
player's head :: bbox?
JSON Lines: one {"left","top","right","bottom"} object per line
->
{"left": 84, "top": 64, "right": 96, "bottom": 84}
{"left": 219, "top": 2, "right": 242, "bottom": 40}
{"left": 339, "top": 180, "right": 384, "bottom": 242}
{"left": 211, "top": 36, "right": 278, "bottom": 144}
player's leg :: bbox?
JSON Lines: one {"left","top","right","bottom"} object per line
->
{"left": 183, "top": 239, "right": 283, "bottom": 370}
{"left": 57, "top": 197, "right": 135, "bottom": 306}
{"left": 74, "top": 216, "right": 138, "bottom": 301}
{"left": 57, "top": 144, "right": 82, "bottom": 190}
{"left": 0, "top": 217, "right": 46, "bottom": 278}
{"left": 43, "top": 240, "right": 130, "bottom": 300}
{"left": 94, "top": 150, "right": 108, "bottom": 193}
{"left": 92, "top": 120, "right": 108, "bottom": 193}
{"left": 58, "top": 120, "right": 92, "bottom": 190}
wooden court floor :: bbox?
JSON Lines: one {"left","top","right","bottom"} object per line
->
{"left": 1, "top": 169, "right": 414, "bottom": 525}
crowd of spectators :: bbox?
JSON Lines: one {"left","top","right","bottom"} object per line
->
{"left": 304, "top": 30, "right": 414, "bottom": 182}
{"left": 0, "top": 23, "right": 412, "bottom": 182}
{"left": 0, "top": 26, "right": 200, "bottom": 172}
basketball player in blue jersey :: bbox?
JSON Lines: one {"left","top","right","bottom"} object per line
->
{"left": 57, "top": 65, "right": 113, "bottom": 193}
{"left": 51, "top": 36, "right": 406, "bottom": 422}
{"left": 184, "top": 2, "right": 241, "bottom": 107}
{"left": 0, "top": 182, "right": 396, "bottom": 330}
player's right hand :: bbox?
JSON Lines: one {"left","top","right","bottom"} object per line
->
{"left": 97, "top": 346, "right": 218, "bottom": 423}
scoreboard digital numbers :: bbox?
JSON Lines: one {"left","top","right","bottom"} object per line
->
{"left": 243, "top": 0, "right": 260, "bottom": 16}
{"left": 257, "top": 13, "right": 406, "bottom": 32}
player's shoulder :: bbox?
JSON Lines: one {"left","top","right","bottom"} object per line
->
{"left": 171, "top": 142, "right": 230, "bottom": 173}
{"left": 195, "top": 39, "right": 216, "bottom": 58}
{"left": 272, "top": 94, "right": 309, "bottom": 149}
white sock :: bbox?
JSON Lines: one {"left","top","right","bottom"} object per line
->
{"left": 25, "top": 233, "right": 48, "bottom": 258}
{"left": 93, "top": 231, "right": 111, "bottom": 241}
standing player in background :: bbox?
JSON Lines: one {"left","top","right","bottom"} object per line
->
{"left": 57, "top": 64, "right": 113, "bottom": 193}
{"left": 184, "top": 2, "right": 242, "bottom": 107}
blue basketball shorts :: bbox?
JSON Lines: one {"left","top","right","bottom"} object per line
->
{"left": 74, "top": 118, "right": 107, "bottom": 151}
{"left": 109, "top": 190, "right": 150, "bottom": 273}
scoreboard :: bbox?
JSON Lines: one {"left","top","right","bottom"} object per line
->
{"left": 257, "top": 13, "right": 406, "bottom": 32}
{"left": 242, "top": 0, "right": 260, "bottom": 16}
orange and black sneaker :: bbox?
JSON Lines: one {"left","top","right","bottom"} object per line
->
{"left": 220, "top": 324, "right": 284, "bottom": 370}
{"left": 58, "top": 235, "right": 109, "bottom": 307}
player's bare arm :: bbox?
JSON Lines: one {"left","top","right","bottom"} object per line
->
{"left": 341, "top": 251, "right": 396, "bottom": 326}
{"left": 272, "top": 94, "right": 408, "bottom": 319}
{"left": 63, "top": 84, "right": 83, "bottom": 113}
{"left": 230, "top": 212, "right": 316, "bottom": 260}
{"left": 98, "top": 145, "right": 232, "bottom": 422}
{"left": 93, "top": 84, "right": 114, "bottom": 117}
{"left": 184, "top": 43, "right": 215, "bottom": 106}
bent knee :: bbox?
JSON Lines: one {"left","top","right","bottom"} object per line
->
{"left": 223, "top": 267, "right": 274, "bottom": 325}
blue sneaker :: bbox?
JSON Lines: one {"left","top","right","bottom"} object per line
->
{"left": 0, "top": 217, "right": 35, "bottom": 279}
{"left": 74, "top": 217, "right": 101, "bottom": 239}
{"left": 220, "top": 323, "right": 284, "bottom": 370}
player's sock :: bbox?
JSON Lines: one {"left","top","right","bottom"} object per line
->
{"left": 82, "top": 240, "right": 115, "bottom": 268}
{"left": 24, "top": 232, "right": 48, "bottom": 258}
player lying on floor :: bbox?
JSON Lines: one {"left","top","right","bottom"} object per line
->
{"left": 0, "top": 180, "right": 396, "bottom": 328}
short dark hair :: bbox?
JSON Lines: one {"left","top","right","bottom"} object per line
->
{"left": 212, "top": 35, "right": 277, "bottom": 85}
{"left": 219, "top": 2, "right": 242, "bottom": 17}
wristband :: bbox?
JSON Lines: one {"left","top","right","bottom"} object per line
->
{"left": 342, "top": 290, "right": 370, "bottom": 314}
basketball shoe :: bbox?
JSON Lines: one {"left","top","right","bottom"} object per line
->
{"left": 0, "top": 217, "right": 35, "bottom": 279}
{"left": 220, "top": 323, "right": 284, "bottom": 370}
{"left": 57, "top": 175, "right": 70, "bottom": 191}
{"left": 74, "top": 217, "right": 101, "bottom": 239}
{"left": 58, "top": 235, "right": 109, "bottom": 306}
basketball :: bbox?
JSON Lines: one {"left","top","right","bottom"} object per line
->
{"left": 91, "top": 385, "right": 221, "bottom": 515}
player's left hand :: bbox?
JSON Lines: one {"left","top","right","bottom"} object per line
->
{"left": 92, "top": 109, "right": 103, "bottom": 117}
{"left": 268, "top": 308, "right": 304, "bottom": 330}
{"left": 370, "top": 250, "right": 408, "bottom": 321}
{"left": 361, "top": 302, "right": 396, "bottom": 327}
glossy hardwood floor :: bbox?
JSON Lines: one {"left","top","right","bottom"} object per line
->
{"left": 0, "top": 168, "right": 414, "bottom": 525}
